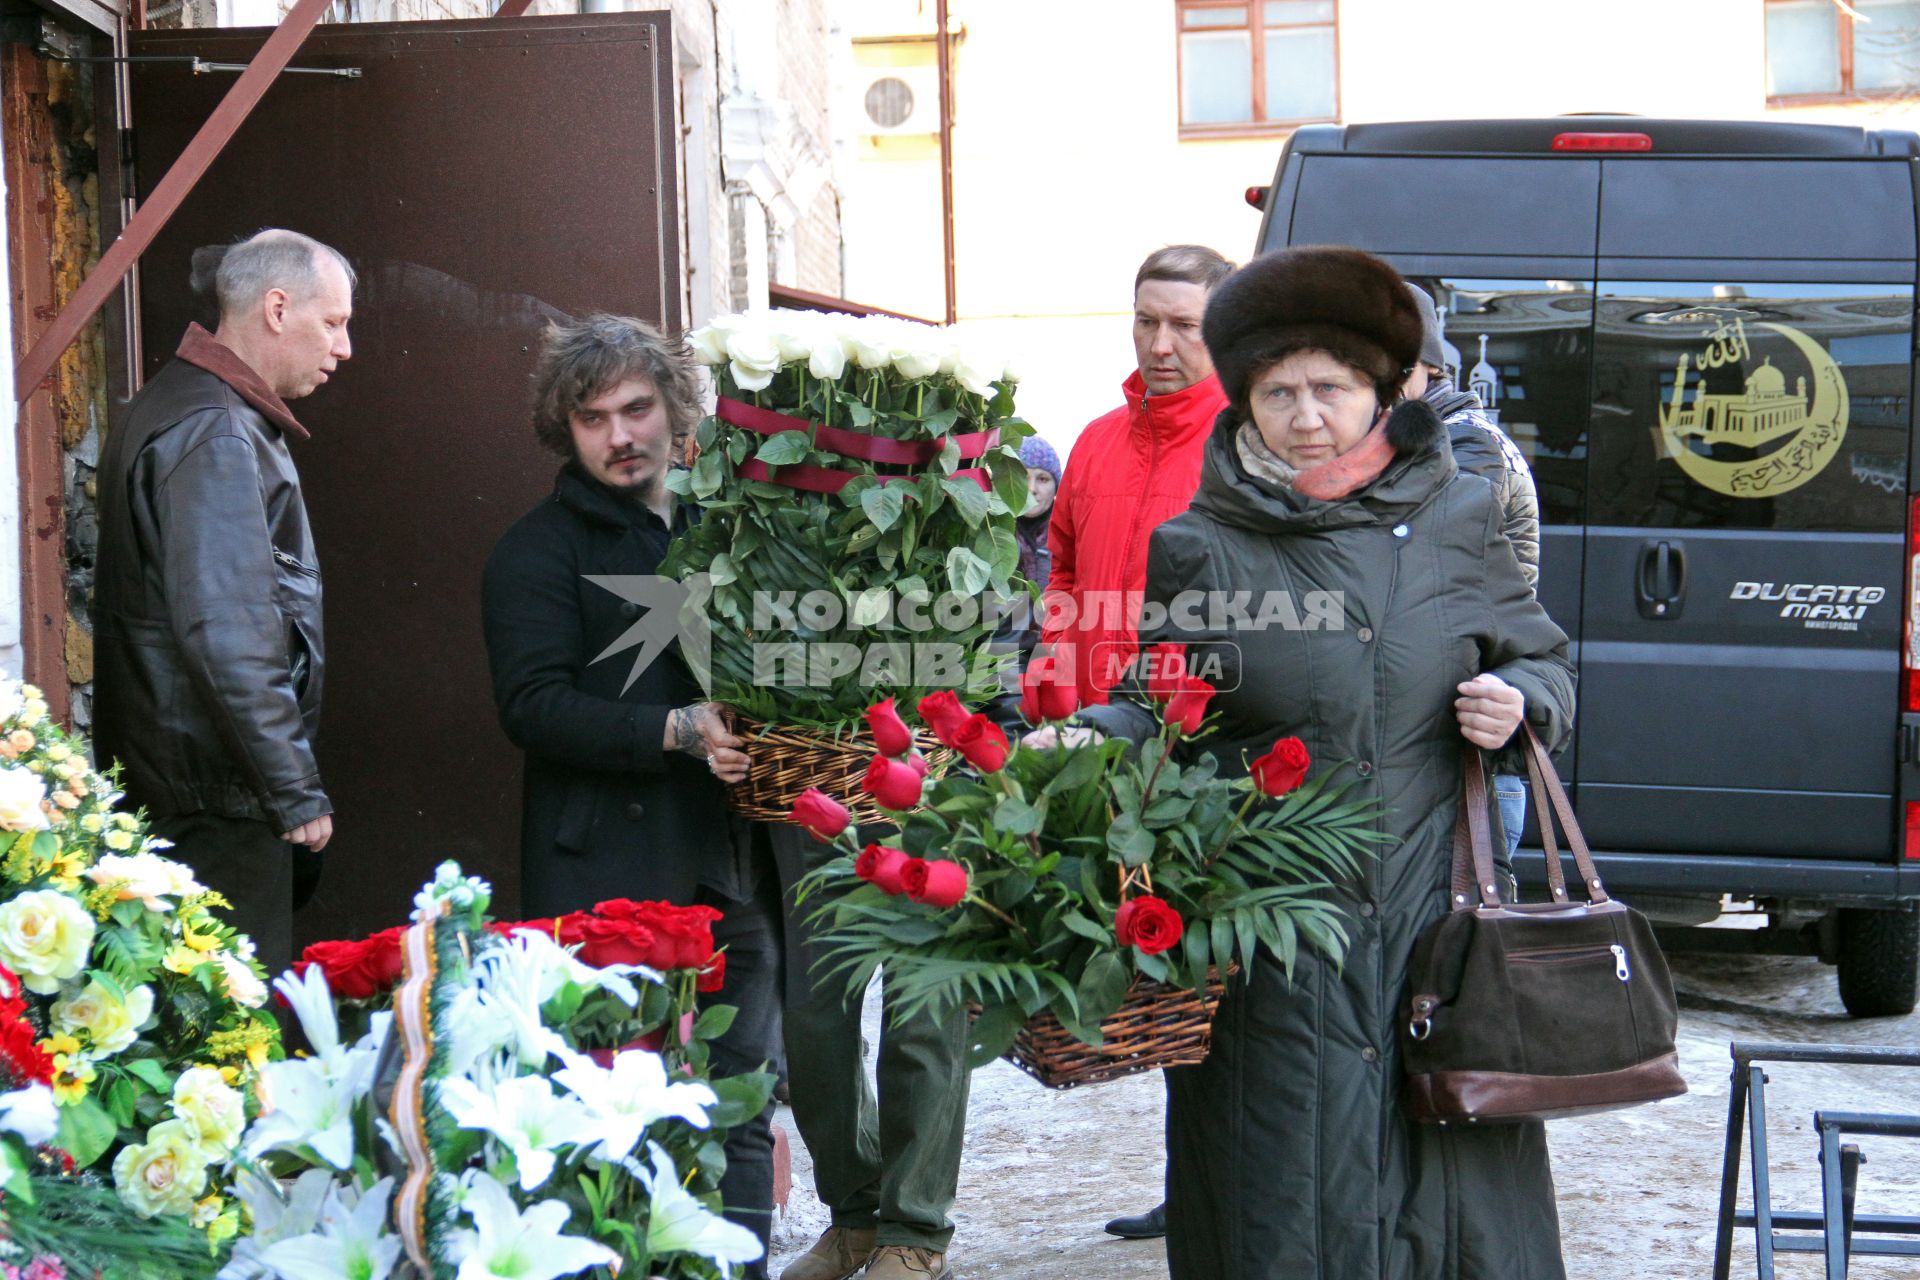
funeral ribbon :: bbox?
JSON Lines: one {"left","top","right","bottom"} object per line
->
{"left": 716, "top": 396, "right": 997, "bottom": 494}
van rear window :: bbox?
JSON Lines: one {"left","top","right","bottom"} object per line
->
{"left": 1586, "top": 283, "right": 1913, "bottom": 532}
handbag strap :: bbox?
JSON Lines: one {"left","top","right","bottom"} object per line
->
{"left": 1453, "top": 724, "right": 1610, "bottom": 910}
{"left": 1451, "top": 746, "right": 1503, "bottom": 909}
{"left": 1520, "top": 724, "right": 1610, "bottom": 905}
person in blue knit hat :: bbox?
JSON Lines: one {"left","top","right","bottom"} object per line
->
{"left": 1015, "top": 434, "right": 1061, "bottom": 653}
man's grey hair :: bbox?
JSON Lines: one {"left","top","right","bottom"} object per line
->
{"left": 214, "top": 229, "right": 356, "bottom": 321}
{"left": 1135, "top": 244, "right": 1235, "bottom": 294}
{"left": 529, "top": 314, "right": 704, "bottom": 458}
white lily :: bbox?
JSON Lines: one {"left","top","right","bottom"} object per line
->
{"left": 439, "top": 1074, "right": 597, "bottom": 1191}
{"left": 449, "top": 1172, "right": 618, "bottom": 1280}
{"left": 273, "top": 967, "right": 344, "bottom": 1064}
{"left": 552, "top": 1047, "right": 717, "bottom": 1163}
{"left": 243, "top": 1047, "right": 376, "bottom": 1170}
{"left": 256, "top": 1177, "right": 402, "bottom": 1280}
{"left": 471, "top": 940, "right": 570, "bottom": 1070}
{"left": 218, "top": 1168, "right": 336, "bottom": 1279}
{"left": 486, "top": 929, "right": 654, "bottom": 1008}
{"left": 637, "top": 1141, "right": 765, "bottom": 1270}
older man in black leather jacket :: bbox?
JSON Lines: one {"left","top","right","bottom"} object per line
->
{"left": 94, "top": 230, "right": 353, "bottom": 978}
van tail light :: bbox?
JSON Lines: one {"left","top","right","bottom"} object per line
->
{"left": 1551, "top": 131, "right": 1653, "bottom": 152}
{"left": 1907, "top": 497, "right": 1920, "bottom": 711}
{"left": 1244, "top": 185, "right": 1269, "bottom": 208}
{"left": 1905, "top": 802, "right": 1920, "bottom": 860}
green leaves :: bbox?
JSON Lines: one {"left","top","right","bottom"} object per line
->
{"left": 1105, "top": 812, "right": 1155, "bottom": 867}
{"left": 690, "top": 449, "right": 725, "bottom": 499}
{"left": 860, "top": 484, "right": 905, "bottom": 532}
{"left": 55, "top": 1097, "right": 118, "bottom": 1169}
{"left": 941, "top": 478, "right": 991, "bottom": 527}
{"left": 754, "top": 431, "right": 812, "bottom": 467}
{"left": 1075, "top": 951, "right": 1130, "bottom": 1027}
{"left": 945, "top": 546, "right": 993, "bottom": 597}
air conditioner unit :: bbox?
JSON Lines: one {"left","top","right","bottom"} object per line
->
{"left": 855, "top": 65, "right": 941, "bottom": 136}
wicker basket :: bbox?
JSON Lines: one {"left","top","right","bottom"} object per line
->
{"left": 1002, "top": 969, "right": 1231, "bottom": 1089}
{"left": 725, "top": 717, "right": 951, "bottom": 824}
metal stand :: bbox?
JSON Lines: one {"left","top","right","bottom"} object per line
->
{"left": 1712, "top": 1042, "right": 1920, "bottom": 1279}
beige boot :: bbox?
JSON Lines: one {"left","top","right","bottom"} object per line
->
{"left": 863, "top": 1246, "right": 950, "bottom": 1279}
{"left": 779, "top": 1226, "right": 877, "bottom": 1280}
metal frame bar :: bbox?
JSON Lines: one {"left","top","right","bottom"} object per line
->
{"left": 10, "top": 0, "right": 333, "bottom": 404}
{"left": 1713, "top": 1042, "right": 1920, "bottom": 1280}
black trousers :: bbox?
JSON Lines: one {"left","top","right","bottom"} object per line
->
{"left": 697, "top": 852, "right": 787, "bottom": 1280}
{"left": 149, "top": 810, "right": 297, "bottom": 979}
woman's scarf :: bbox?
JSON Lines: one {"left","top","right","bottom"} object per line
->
{"left": 1235, "top": 410, "right": 1397, "bottom": 502}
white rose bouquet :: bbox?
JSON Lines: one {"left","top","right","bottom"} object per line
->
{"left": 664, "top": 309, "right": 1034, "bottom": 734}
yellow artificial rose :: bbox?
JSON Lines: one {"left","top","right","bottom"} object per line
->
{"left": 171, "top": 1066, "right": 246, "bottom": 1157}
{"left": 43, "top": 744, "right": 69, "bottom": 763}
{"left": 79, "top": 813, "right": 103, "bottom": 834}
{"left": 112, "top": 1119, "right": 209, "bottom": 1218}
{"left": 103, "top": 829, "right": 135, "bottom": 852}
{"left": 0, "top": 889, "right": 96, "bottom": 993}
{"left": 52, "top": 978, "right": 155, "bottom": 1057}
{"left": 113, "top": 813, "right": 139, "bottom": 832}
{"left": 0, "top": 766, "right": 50, "bottom": 832}
{"left": 22, "top": 697, "right": 49, "bottom": 723}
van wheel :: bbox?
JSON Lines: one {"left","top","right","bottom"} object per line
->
{"left": 1836, "top": 904, "right": 1920, "bottom": 1018}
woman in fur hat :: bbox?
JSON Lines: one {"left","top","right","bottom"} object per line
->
{"left": 1077, "top": 246, "right": 1575, "bottom": 1279}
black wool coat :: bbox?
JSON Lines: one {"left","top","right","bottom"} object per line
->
{"left": 481, "top": 464, "right": 750, "bottom": 918}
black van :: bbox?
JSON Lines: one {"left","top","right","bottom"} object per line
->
{"left": 1252, "top": 117, "right": 1920, "bottom": 1015}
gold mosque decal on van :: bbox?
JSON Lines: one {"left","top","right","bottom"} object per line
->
{"left": 1657, "top": 317, "right": 1849, "bottom": 498}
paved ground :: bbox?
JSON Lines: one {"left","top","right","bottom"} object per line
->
{"left": 768, "top": 945, "right": 1920, "bottom": 1280}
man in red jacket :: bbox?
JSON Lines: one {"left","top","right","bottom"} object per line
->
{"left": 1042, "top": 245, "right": 1233, "bottom": 707}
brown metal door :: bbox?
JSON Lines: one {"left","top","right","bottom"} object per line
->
{"left": 125, "top": 13, "right": 681, "bottom": 944}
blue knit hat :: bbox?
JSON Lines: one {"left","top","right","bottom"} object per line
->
{"left": 1019, "top": 434, "right": 1061, "bottom": 481}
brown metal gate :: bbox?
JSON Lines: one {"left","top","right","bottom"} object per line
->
{"left": 125, "top": 12, "right": 681, "bottom": 943}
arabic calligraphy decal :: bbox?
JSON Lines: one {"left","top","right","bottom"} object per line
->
{"left": 1657, "top": 317, "right": 1850, "bottom": 499}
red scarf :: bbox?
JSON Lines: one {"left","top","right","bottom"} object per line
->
{"left": 1293, "top": 411, "right": 1396, "bottom": 502}
{"left": 174, "top": 323, "right": 309, "bottom": 441}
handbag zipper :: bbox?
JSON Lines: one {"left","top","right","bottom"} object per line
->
{"left": 1508, "top": 942, "right": 1631, "bottom": 983}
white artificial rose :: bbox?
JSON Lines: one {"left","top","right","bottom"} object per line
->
{"left": 53, "top": 978, "right": 155, "bottom": 1057}
{"left": 808, "top": 335, "right": 848, "bottom": 381}
{"left": 113, "top": 1119, "right": 209, "bottom": 1218}
{"left": 891, "top": 329, "right": 949, "bottom": 380}
{"left": 685, "top": 325, "right": 728, "bottom": 366}
{"left": 845, "top": 317, "right": 897, "bottom": 371}
{"left": 171, "top": 1066, "right": 247, "bottom": 1157}
{"left": 213, "top": 949, "right": 268, "bottom": 1008}
{"left": 0, "top": 1084, "right": 58, "bottom": 1146}
{"left": 0, "top": 766, "right": 49, "bottom": 832}
{"left": 770, "top": 315, "right": 816, "bottom": 363}
{"left": 0, "top": 890, "right": 96, "bottom": 994}
{"left": 724, "top": 327, "right": 783, "bottom": 393}
{"left": 86, "top": 852, "right": 203, "bottom": 911}
{"left": 950, "top": 346, "right": 1004, "bottom": 398}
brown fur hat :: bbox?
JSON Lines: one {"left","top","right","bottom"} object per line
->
{"left": 1203, "top": 246, "right": 1425, "bottom": 422}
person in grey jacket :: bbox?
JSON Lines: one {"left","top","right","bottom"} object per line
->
{"left": 1075, "top": 247, "right": 1576, "bottom": 1279}
{"left": 94, "top": 230, "right": 351, "bottom": 978}
{"left": 1406, "top": 285, "right": 1541, "bottom": 861}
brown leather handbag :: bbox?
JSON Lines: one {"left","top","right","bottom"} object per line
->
{"left": 1401, "top": 725, "right": 1687, "bottom": 1124}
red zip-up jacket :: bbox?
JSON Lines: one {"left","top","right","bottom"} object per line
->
{"left": 1043, "top": 370, "right": 1227, "bottom": 704}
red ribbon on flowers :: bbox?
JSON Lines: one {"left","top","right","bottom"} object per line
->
{"left": 736, "top": 458, "right": 991, "bottom": 494}
{"left": 716, "top": 397, "right": 1002, "bottom": 463}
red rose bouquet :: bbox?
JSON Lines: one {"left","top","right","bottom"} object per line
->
{"left": 792, "top": 683, "right": 1389, "bottom": 1075}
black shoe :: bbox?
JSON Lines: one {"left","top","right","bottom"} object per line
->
{"left": 1103, "top": 1202, "right": 1168, "bottom": 1239}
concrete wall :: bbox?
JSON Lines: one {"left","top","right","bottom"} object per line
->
{"left": 834, "top": 0, "right": 1920, "bottom": 455}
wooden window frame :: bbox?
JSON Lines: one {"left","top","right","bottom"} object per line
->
{"left": 1175, "top": 0, "right": 1340, "bottom": 140}
{"left": 1765, "top": 0, "right": 1920, "bottom": 106}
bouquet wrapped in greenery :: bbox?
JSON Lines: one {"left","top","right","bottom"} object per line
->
{"left": 0, "top": 679, "right": 278, "bottom": 1243}
{"left": 222, "top": 863, "right": 773, "bottom": 1280}
{"left": 789, "top": 655, "right": 1389, "bottom": 1074}
{"left": 664, "top": 309, "right": 1035, "bottom": 730}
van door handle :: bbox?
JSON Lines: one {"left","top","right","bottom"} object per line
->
{"left": 1635, "top": 539, "right": 1687, "bottom": 621}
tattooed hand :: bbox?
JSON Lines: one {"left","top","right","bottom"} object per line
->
{"left": 665, "top": 702, "right": 751, "bottom": 783}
